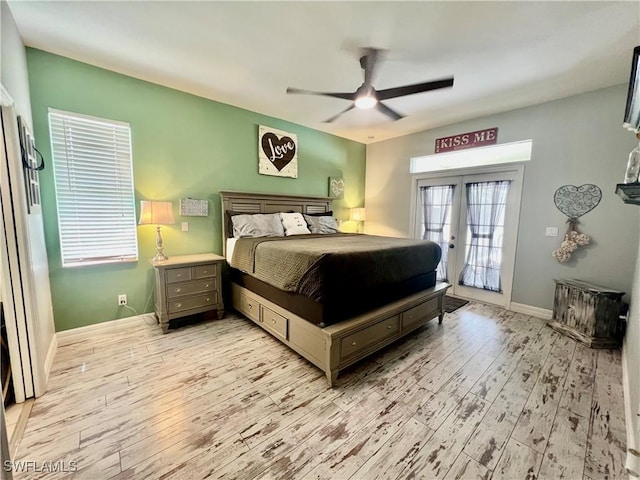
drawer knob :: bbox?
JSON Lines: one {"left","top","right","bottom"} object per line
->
{"left": 408, "top": 315, "right": 413, "bottom": 319}
{"left": 203, "top": 270, "right": 208, "bottom": 274}
{"left": 206, "top": 297, "right": 210, "bottom": 302}
{"left": 272, "top": 319, "right": 276, "bottom": 324}
{"left": 175, "top": 288, "right": 182, "bottom": 293}
{"left": 176, "top": 303, "right": 182, "bottom": 308}
{"left": 387, "top": 325, "right": 392, "bottom": 329}
{"left": 351, "top": 341, "right": 357, "bottom": 346}
{"left": 177, "top": 273, "right": 182, "bottom": 277}
{"left": 248, "top": 304, "right": 252, "bottom": 310}
{"left": 204, "top": 284, "right": 209, "bottom": 288}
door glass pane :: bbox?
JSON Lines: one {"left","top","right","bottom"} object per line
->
{"left": 459, "top": 180, "right": 511, "bottom": 292}
{"left": 419, "top": 184, "right": 455, "bottom": 281}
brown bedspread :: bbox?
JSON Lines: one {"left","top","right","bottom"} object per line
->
{"left": 230, "top": 234, "right": 441, "bottom": 302}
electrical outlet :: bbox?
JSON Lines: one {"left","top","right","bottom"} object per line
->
{"left": 181, "top": 222, "right": 189, "bottom": 232}
{"left": 118, "top": 294, "right": 127, "bottom": 305}
{"left": 545, "top": 227, "right": 559, "bottom": 237}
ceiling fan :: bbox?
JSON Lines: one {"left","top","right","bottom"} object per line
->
{"left": 286, "top": 48, "right": 454, "bottom": 123}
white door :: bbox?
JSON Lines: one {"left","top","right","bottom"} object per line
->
{"left": 414, "top": 167, "right": 523, "bottom": 307}
{"left": 1, "top": 94, "right": 56, "bottom": 401}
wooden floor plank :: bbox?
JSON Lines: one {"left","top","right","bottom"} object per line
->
{"left": 538, "top": 407, "right": 589, "bottom": 480}
{"left": 300, "top": 398, "right": 411, "bottom": 480}
{"left": 584, "top": 349, "right": 627, "bottom": 479}
{"left": 510, "top": 334, "right": 576, "bottom": 453}
{"left": 492, "top": 437, "right": 543, "bottom": 480}
{"left": 399, "top": 393, "right": 490, "bottom": 479}
{"left": 350, "top": 417, "right": 434, "bottom": 480}
{"left": 558, "top": 343, "right": 597, "bottom": 419}
{"left": 11, "top": 304, "right": 626, "bottom": 480}
{"left": 443, "top": 452, "right": 491, "bottom": 480}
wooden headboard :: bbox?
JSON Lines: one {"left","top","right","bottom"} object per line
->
{"left": 219, "top": 190, "right": 333, "bottom": 254}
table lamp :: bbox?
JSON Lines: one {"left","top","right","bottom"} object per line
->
{"left": 139, "top": 201, "right": 175, "bottom": 261}
{"left": 350, "top": 207, "right": 366, "bottom": 233}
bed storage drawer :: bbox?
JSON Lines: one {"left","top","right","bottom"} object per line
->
{"left": 402, "top": 297, "right": 439, "bottom": 329}
{"left": 238, "top": 294, "right": 260, "bottom": 322}
{"left": 340, "top": 315, "right": 400, "bottom": 360}
{"left": 260, "top": 305, "right": 288, "bottom": 340}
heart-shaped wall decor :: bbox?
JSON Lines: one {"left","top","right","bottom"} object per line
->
{"left": 329, "top": 178, "right": 345, "bottom": 198}
{"left": 553, "top": 184, "right": 602, "bottom": 219}
{"left": 261, "top": 132, "right": 296, "bottom": 171}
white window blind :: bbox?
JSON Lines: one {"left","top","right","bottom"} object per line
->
{"left": 48, "top": 109, "right": 138, "bottom": 267}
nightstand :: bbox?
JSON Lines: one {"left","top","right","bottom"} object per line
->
{"left": 150, "top": 253, "right": 225, "bottom": 333}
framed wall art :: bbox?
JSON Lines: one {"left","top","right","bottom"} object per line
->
{"left": 258, "top": 125, "right": 298, "bottom": 178}
{"left": 328, "top": 177, "right": 345, "bottom": 199}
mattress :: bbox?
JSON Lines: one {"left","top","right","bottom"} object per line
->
{"left": 229, "top": 233, "right": 441, "bottom": 326}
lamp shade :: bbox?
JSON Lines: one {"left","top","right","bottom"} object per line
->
{"left": 350, "top": 207, "right": 366, "bottom": 222}
{"left": 138, "top": 201, "right": 175, "bottom": 225}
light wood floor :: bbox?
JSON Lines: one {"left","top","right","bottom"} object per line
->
{"left": 13, "top": 302, "right": 627, "bottom": 479}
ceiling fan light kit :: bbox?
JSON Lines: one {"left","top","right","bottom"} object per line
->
{"left": 286, "top": 47, "right": 454, "bottom": 123}
{"left": 354, "top": 95, "right": 377, "bottom": 110}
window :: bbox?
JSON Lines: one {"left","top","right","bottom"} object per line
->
{"left": 49, "top": 109, "right": 138, "bottom": 267}
{"left": 410, "top": 139, "right": 532, "bottom": 174}
{"left": 459, "top": 180, "right": 511, "bottom": 292}
{"left": 420, "top": 184, "right": 455, "bottom": 282}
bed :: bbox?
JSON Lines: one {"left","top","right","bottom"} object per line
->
{"left": 220, "top": 190, "right": 450, "bottom": 386}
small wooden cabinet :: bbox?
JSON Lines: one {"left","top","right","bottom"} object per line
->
{"left": 548, "top": 278, "right": 625, "bottom": 348}
{"left": 151, "top": 253, "right": 225, "bottom": 333}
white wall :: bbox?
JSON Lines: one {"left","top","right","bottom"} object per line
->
{"left": 1, "top": 1, "right": 56, "bottom": 393}
{"left": 366, "top": 85, "right": 638, "bottom": 309}
{"left": 1, "top": 1, "right": 33, "bottom": 128}
{"left": 623, "top": 212, "right": 640, "bottom": 477}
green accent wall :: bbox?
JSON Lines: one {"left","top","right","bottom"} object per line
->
{"left": 26, "top": 48, "right": 366, "bottom": 332}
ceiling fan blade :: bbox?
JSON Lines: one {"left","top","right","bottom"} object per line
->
{"left": 376, "top": 77, "right": 454, "bottom": 101}
{"left": 286, "top": 87, "right": 355, "bottom": 101}
{"left": 323, "top": 104, "right": 355, "bottom": 123}
{"left": 360, "top": 48, "right": 381, "bottom": 89}
{"left": 376, "top": 102, "right": 404, "bottom": 121}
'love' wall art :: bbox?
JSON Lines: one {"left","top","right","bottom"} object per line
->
{"left": 258, "top": 125, "right": 298, "bottom": 178}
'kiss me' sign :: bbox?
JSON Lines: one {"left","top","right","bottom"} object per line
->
{"left": 258, "top": 125, "right": 298, "bottom": 178}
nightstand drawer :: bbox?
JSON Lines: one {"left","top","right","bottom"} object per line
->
{"left": 260, "top": 305, "right": 288, "bottom": 340}
{"left": 166, "top": 279, "right": 217, "bottom": 298}
{"left": 168, "top": 293, "right": 218, "bottom": 314}
{"left": 194, "top": 264, "right": 217, "bottom": 279}
{"left": 166, "top": 268, "right": 192, "bottom": 284}
{"left": 341, "top": 315, "right": 400, "bottom": 360}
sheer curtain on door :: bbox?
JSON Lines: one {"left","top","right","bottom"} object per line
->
{"left": 459, "top": 180, "right": 511, "bottom": 292}
{"left": 420, "top": 185, "right": 454, "bottom": 281}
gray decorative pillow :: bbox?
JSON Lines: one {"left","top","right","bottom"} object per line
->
{"left": 303, "top": 214, "right": 339, "bottom": 234}
{"left": 231, "top": 213, "right": 285, "bottom": 238}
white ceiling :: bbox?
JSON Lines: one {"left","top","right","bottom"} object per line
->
{"left": 7, "top": 1, "right": 640, "bottom": 144}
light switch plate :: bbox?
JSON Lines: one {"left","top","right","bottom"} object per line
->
{"left": 181, "top": 222, "right": 189, "bottom": 232}
{"left": 545, "top": 227, "right": 558, "bottom": 237}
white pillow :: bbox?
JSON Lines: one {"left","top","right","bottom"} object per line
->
{"left": 303, "top": 214, "right": 339, "bottom": 234}
{"left": 231, "top": 213, "right": 284, "bottom": 238}
{"left": 280, "top": 212, "right": 311, "bottom": 236}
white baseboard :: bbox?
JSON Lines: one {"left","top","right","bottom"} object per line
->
{"left": 56, "top": 314, "right": 153, "bottom": 347}
{"left": 509, "top": 302, "right": 553, "bottom": 320}
{"left": 43, "top": 333, "right": 57, "bottom": 386}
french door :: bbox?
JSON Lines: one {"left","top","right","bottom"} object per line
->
{"left": 413, "top": 168, "right": 523, "bottom": 307}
